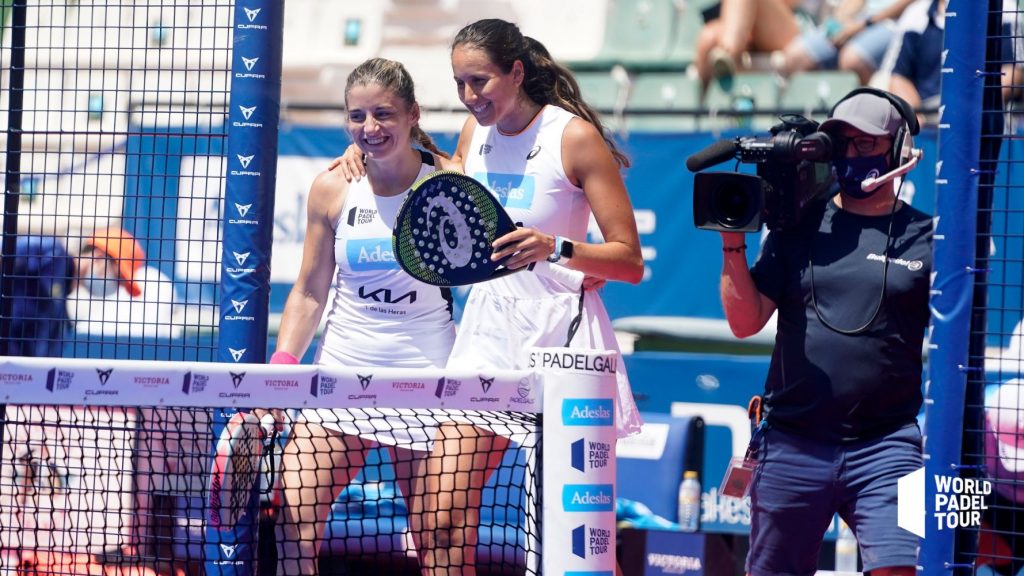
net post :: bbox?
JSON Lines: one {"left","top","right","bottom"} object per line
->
{"left": 208, "top": 1, "right": 285, "bottom": 573}
{"left": 534, "top": 347, "right": 619, "bottom": 576}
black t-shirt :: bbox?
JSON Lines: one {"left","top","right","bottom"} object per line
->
{"left": 751, "top": 197, "right": 933, "bottom": 442}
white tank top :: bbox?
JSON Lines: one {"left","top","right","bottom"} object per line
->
{"left": 315, "top": 158, "right": 455, "bottom": 368}
{"left": 463, "top": 105, "right": 589, "bottom": 296}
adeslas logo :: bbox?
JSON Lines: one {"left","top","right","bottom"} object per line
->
{"left": 562, "top": 484, "right": 614, "bottom": 512}
{"left": 561, "top": 398, "right": 614, "bottom": 427}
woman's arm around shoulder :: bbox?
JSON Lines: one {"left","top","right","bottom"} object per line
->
{"left": 561, "top": 117, "right": 644, "bottom": 284}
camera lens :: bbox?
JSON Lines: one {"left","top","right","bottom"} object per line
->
{"left": 711, "top": 185, "right": 759, "bottom": 229}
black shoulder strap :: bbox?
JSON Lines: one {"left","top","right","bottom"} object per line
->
{"left": 419, "top": 149, "right": 435, "bottom": 167}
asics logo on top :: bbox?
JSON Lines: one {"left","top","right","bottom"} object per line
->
{"left": 527, "top": 145, "right": 541, "bottom": 160}
{"left": 357, "top": 374, "right": 373, "bottom": 390}
{"left": 235, "top": 203, "right": 252, "bottom": 217}
{"left": 229, "top": 348, "right": 246, "bottom": 362}
{"left": 479, "top": 144, "right": 492, "bottom": 155}
{"left": 239, "top": 105, "right": 256, "bottom": 120}
{"left": 242, "top": 56, "right": 259, "bottom": 71}
{"left": 243, "top": 7, "right": 260, "bottom": 22}
{"left": 231, "top": 299, "right": 248, "bottom": 313}
{"left": 230, "top": 371, "right": 246, "bottom": 388}
{"left": 237, "top": 154, "right": 254, "bottom": 169}
{"left": 96, "top": 368, "right": 113, "bottom": 385}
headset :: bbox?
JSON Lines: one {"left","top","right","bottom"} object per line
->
{"left": 828, "top": 87, "right": 923, "bottom": 192}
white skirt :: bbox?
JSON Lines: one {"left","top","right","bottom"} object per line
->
{"left": 448, "top": 284, "right": 643, "bottom": 438}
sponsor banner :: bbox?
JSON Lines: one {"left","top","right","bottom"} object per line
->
{"left": 0, "top": 358, "right": 545, "bottom": 412}
{"left": 540, "top": 348, "right": 617, "bottom": 575}
{"left": 528, "top": 349, "right": 618, "bottom": 375}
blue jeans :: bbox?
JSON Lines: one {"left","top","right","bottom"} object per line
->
{"left": 746, "top": 423, "right": 922, "bottom": 575}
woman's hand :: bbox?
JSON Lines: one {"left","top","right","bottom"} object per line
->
{"left": 327, "top": 143, "right": 367, "bottom": 182}
{"left": 490, "top": 228, "right": 556, "bottom": 270}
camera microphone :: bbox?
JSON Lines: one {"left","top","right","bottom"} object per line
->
{"left": 686, "top": 139, "right": 739, "bottom": 172}
{"left": 860, "top": 148, "right": 923, "bottom": 192}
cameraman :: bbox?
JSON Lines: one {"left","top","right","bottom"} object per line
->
{"left": 720, "top": 89, "right": 932, "bottom": 576}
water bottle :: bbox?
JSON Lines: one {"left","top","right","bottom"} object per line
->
{"left": 677, "top": 470, "right": 701, "bottom": 532}
{"left": 834, "top": 519, "right": 859, "bottom": 574}
{"left": 733, "top": 87, "right": 755, "bottom": 130}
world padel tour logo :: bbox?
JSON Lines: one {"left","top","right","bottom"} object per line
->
{"left": 571, "top": 438, "right": 611, "bottom": 472}
{"left": 572, "top": 523, "right": 611, "bottom": 559}
{"left": 309, "top": 375, "right": 337, "bottom": 398}
{"left": 562, "top": 484, "right": 614, "bottom": 512}
{"left": 46, "top": 368, "right": 73, "bottom": 392}
{"left": 897, "top": 467, "right": 991, "bottom": 537}
{"left": 562, "top": 398, "right": 614, "bottom": 427}
{"left": 182, "top": 372, "right": 209, "bottom": 395}
{"left": 435, "top": 377, "right": 461, "bottom": 399}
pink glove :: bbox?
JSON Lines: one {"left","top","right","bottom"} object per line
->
{"left": 269, "top": 351, "right": 299, "bottom": 364}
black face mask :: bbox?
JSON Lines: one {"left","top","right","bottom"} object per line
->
{"left": 833, "top": 154, "right": 890, "bottom": 199}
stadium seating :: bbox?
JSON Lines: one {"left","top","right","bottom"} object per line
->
{"left": 704, "top": 72, "right": 784, "bottom": 132}
{"left": 780, "top": 71, "right": 861, "bottom": 117}
{"left": 624, "top": 73, "right": 701, "bottom": 132}
{"left": 664, "top": 0, "right": 721, "bottom": 66}
{"left": 569, "top": 0, "right": 679, "bottom": 71}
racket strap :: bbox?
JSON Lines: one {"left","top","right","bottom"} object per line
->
{"left": 564, "top": 288, "right": 585, "bottom": 347}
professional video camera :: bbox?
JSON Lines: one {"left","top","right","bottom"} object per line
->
{"left": 686, "top": 114, "right": 837, "bottom": 233}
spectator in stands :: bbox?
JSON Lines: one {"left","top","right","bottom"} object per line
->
{"left": 883, "top": 0, "right": 944, "bottom": 124}
{"left": 65, "top": 226, "right": 177, "bottom": 338}
{"left": 719, "top": 89, "right": 931, "bottom": 575}
{"left": 695, "top": 0, "right": 819, "bottom": 94}
{"left": 781, "top": 0, "right": 917, "bottom": 85}
{"left": 0, "top": 235, "right": 74, "bottom": 357}
{"left": 885, "top": 0, "right": 1022, "bottom": 127}
{"left": 268, "top": 57, "right": 507, "bottom": 576}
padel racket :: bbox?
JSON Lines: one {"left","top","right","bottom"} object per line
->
{"left": 393, "top": 170, "right": 533, "bottom": 287}
{"left": 208, "top": 411, "right": 265, "bottom": 530}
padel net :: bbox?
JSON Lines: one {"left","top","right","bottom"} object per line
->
{"left": 0, "top": 349, "right": 618, "bottom": 575}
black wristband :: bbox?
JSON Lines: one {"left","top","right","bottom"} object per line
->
{"left": 723, "top": 244, "right": 747, "bottom": 253}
